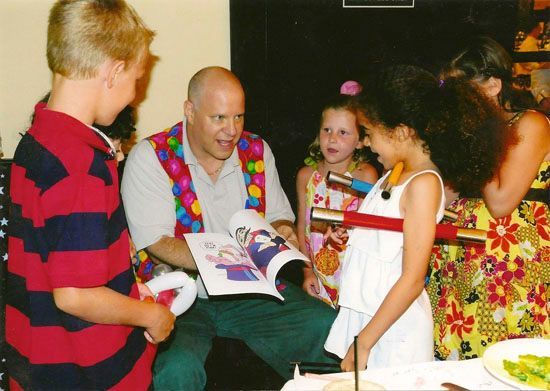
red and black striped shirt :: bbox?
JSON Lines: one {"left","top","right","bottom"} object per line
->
{"left": 6, "top": 103, "right": 155, "bottom": 390}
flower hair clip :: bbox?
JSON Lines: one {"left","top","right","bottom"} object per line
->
{"left": 340, "top": 80, "right": 362, "bottom": 96}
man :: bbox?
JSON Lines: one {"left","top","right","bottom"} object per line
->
{"left": 121, "top": 66, "right": 337, "bottom": 390}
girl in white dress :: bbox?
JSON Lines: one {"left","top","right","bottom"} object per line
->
{"left": 324, "top": 64, "right": 509, "bottom": 371}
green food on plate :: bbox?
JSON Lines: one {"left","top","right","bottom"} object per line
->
{"left": 503, "top": 354, "right": 550, "bottom": 390}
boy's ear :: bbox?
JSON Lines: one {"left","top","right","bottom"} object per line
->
{"left": 106, "top": 60, "right": 126, "bottom": 89}
{"left": 184, "top": 100, "right": 194, "bottom": 123}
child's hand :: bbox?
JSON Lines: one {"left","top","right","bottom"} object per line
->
{"left": 324, "top": 225, "right": 349, "bottom": 248}
{"left": 145, "top": 303, "right": 175, "bottom": 344}
{"left": 341, "top": 340, "right": 370, "bottom": 372}
{"left": 302, "top": 266, "right": 320, "bottom": 298}
{"left": 137, "top": 282, "right": 154, "bottom": 301}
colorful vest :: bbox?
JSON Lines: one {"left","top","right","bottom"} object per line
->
{"left": 135, "top": 122, "right": 266, "bottom": 281}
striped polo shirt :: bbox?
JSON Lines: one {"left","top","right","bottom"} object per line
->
{"left": 6, "top": 103, "right": 155, "bottom": 390}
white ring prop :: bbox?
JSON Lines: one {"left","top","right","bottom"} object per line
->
{"left": 145, "top": 271, "right": 198, "bottom": 316}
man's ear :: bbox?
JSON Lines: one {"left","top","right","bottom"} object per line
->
{"left": 106, "top": 60, "right": 126, "bottom": 89}
{"left": 184, "top": 100, "right": 194, "bottom": 124}
{"left": 482, "top": 76, "right": 502, "bottom": 98}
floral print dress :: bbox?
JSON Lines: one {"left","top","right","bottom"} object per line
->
{"left": 305, "top": 170, "right": 360, "bottom": 308}
{"left": 428, "top": 113, "right": 550, "bottom": 360}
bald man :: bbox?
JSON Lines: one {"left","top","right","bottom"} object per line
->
{"left": 121, "top": 67, "right": 337, "bottom": 390}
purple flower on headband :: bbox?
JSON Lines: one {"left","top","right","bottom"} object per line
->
{"left": 438, "top": 79, "right": 445, "bottom": 88}
{"left": 340, "top": 80, "right": 362, "bottom": 96}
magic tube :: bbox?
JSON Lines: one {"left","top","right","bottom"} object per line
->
{"left": 326, "top": 172, "right": 458, "bottom": 222}
{"left": 311, "top": 207, "right": 486, "bottom": 243}
{"left": 326, "top": 171, "right": 374, "bottom": 193}
{"left": 381, "top": 162, "right": 404, "bottom": 200}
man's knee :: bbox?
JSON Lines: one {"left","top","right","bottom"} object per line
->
{"left": 153, "top": 350, "right": 207, "bottom": 391}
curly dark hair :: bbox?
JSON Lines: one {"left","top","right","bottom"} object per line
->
{"left": 355, "top": 64, "right": 509, "bottom": 196}
{"left": 94, "top": 105, "right": 136, "bottom": 141}
{"left": 306, "top": 93, "right": 371, "bottom": 166}
{"left": 440, "top": 35, "right": 536, "bottom": 112}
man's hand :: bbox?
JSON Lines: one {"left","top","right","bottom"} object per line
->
{"left": 272, "top": 220, "right": 299, "bottom": 249}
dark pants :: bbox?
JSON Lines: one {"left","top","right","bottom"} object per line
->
{"left": 153, "top": 282, "right": 337, "bottom": 390}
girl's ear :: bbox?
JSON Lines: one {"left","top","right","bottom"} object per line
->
{"left": 394, "top": 124, "right": 414, "bottom": 142}
{"left": 481, "top": 76, "right": 502, "bottom": 98}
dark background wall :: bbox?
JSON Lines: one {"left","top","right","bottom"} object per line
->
{"left": 230, "top": 0, "right": 519, "bottom": 210}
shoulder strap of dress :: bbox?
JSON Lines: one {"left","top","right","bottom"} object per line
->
{"left": 401, "top": 169, "right": 443, "bottom": 188}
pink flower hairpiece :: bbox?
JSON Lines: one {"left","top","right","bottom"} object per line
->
{"left": 340, "top": 80, "right": 362, "bottom": 96}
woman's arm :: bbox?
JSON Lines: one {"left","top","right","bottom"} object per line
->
{"left": 483, "top": 111, "right": 550, "bottom": 217}
{"left": 341, "top": 173, "right": 441, "bottom": 371}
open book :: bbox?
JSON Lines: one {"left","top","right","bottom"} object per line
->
{"left": 184, "top": 209, "right": 309, "bottom": 300}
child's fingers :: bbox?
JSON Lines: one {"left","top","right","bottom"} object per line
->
{"left": 137, "top": 282, "right": 155, "bottom": 301}
{"left": 307, "top": 282, "right": 320, "bottom": 296}
{"left": 144, "top": 331, "right": 155, "bottom": 344}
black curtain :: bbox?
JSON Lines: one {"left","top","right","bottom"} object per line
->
{"left": 230, "top": 0, "right": 519, "bottom": 210}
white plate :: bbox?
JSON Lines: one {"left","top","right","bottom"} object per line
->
{"left": 482, "top": 338, "right": 550, "bottom": 390}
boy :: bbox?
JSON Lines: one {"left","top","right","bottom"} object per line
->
{"left": 5, "top": 1, "right": 174, "bottom": 389}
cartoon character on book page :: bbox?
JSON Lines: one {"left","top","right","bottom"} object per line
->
{"left": 205, "top": 243, "right": 260, "bottom": 281}
{"left": 236, "top": 227, "right": 290, "bottom": 275}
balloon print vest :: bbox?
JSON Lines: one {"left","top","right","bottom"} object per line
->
{"left": 134, "top": 122, "right": 266, "bottom": 281}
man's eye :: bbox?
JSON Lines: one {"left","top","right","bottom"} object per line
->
{"left": 235, "top": 114, "right": 244, "bottom": 122}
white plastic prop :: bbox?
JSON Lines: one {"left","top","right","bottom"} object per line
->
{"left": 145, "top": 271, "right": 198, "bottom": 316}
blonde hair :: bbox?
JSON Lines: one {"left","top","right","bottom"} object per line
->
{"left": 47, "top": 0, "right": 155, "bottom": 79}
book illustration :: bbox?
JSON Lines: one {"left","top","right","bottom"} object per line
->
{"left": 235, "top": 227, "right": 290, "bottom": 275}
{"left": 184, "top": 209, "right": 309, "bottom": 300}
{"left": 204, "top": 242, "right": 260, "bottom": 282}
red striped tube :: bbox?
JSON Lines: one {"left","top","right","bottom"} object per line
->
{"left": 311, "top": 207, "right": 486, "bottom": 243}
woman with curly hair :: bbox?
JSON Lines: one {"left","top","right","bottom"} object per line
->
{"left": 324, "top": 64, "right": 506, "bottom": 370}
{"left": 427, "top": 36, "right": 550, "bottom": 361}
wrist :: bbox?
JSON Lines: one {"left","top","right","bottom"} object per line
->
{"left": 303, "top": 265, "right": 315, "bottom": 275}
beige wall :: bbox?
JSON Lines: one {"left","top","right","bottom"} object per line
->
{"left": 0, "top": 0, "right": 230, "bottom": 158}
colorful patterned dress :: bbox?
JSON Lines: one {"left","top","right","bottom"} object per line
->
{"left": 305, "top": 170, "right": 360, "bottom": 308}
{"left": 428, "top": 113, "right": 550, "bottom": 360}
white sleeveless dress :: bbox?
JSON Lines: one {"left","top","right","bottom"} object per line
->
{"left": 324, "top": 169, "right": 445, "bottom": 368}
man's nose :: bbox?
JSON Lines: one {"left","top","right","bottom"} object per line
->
{"left": 225, "top": 119, "right": 238, "bottom": 136}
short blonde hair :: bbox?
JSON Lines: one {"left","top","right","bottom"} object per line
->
{"left": 47, "top": 0, "right": 155, "bottom": 79}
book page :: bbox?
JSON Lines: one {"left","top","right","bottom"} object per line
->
{"left": 229, "top": 209, "right": 309, "bottom": 291}
{"left": 184, "top": 233, "right": 283, "bottom": 299}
